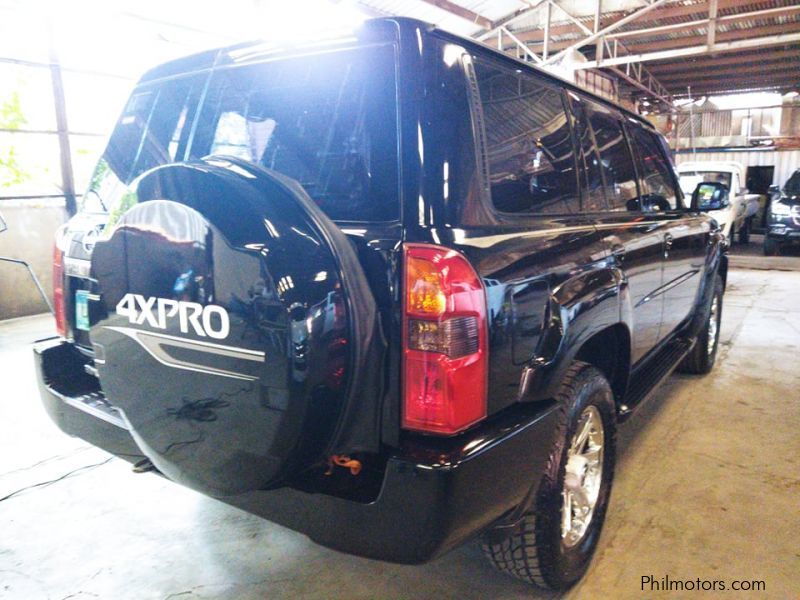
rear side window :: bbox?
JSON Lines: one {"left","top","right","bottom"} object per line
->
{"left": 583, "top": 101, "right": 639, "bottom": 211}
{"left": 84, "top": 76, "right": 199, "bottom": 214}
{"left": 474, "top": 58, "right": 578, "bottom": 215}
{"left": 191, "top": 44, "right": 399, "bottom": 222}
{"left": 627, "top": 124, "right": 680, "bottom": 211}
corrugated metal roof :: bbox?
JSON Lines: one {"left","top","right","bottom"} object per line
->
{"left": 355, "top": 0, "right": 800, "bottom": 100}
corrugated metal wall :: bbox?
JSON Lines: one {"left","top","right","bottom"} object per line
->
{"left": 675, "top": 149, "right": 800, "bottom": 187}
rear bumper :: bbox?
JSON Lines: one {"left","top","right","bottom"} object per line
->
{"left": 33, "top": 337, "right": 146, "bottom": 462}
{"left": 34, "top": 337, "right": 559, "bottom": 564}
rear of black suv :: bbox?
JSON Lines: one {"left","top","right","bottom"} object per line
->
{"left": 35, "top": 16, "right": 725, "bottom": 591}
{"left": 35, "top": 17, "right": 561, "bottom": 567}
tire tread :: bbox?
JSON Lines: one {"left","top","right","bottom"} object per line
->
{"left": 481, "top": 361, "right": 615, "bottom": 589}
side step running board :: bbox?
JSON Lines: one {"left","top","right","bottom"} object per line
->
{"left": 619, "top": 338, "right": 694, "bottom": 420}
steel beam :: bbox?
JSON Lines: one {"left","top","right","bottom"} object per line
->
{"left": 675, "top": 79, "right": 800, "bottom": 96}
{"left": 649, "top": 49, "right": 800, "bottom": 73}
{"left": 548, "top": 0, "right": 593, "bottom": 36}
{"left": 419, "top": 0, "right": 492, "bottom": 29}
{"left": 543, "top": 0, "right": 551, "bottom": 60}
{"left": 608, "top": 65, "right": 671, "bottom": 106}
{"left": 496, "top": 0, "right": 758, "bottom": 46}
{"left": 574, "top": 32, "right": 800, "bottom": 69}
{"left": 657, "top": 61, "right": 800, "bottom": 83}
{"left": 46, "top": 21, "right": 76, "bottom": 216}
{"left": 478, "top": 0, "right": 548, "bottom": 41}
{"left": 618, "top": 22, "right": 800, "bottom": 53}
{"left": 542, "top": 0, "right": 670, "bottom": 65}
{"left": 502, "top": 27, "right": 544, "bottom": 63}
{"left": 607, "top": 5, "right": 800, "bottom": 40}
{"left": 707, "top": 0, "right": 718, "bottom": 49}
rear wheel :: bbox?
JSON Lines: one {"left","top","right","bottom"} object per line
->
{"left": 679, "top": 273, "right": 723, "bottom": 375}
{"left": 763, "top": 236, "right": 781, "bottom": 256}
{"left": 482, "top": 362, "right": 616, "bottom": 590}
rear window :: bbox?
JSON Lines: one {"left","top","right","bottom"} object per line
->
{"left": 192, "top": 44, "right": 399, "bottom": 222}
{"left": 85, "top": 44, "right": 399, "bottom": 222}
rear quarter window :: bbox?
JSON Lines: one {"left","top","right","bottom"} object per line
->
{"left": 628, "top": 125, "right": 681, "bottom": 211}
{"left": 473, "top": 56, "right": 579, "bottom": 215}
{"left": 581, "top": 101, "right": 639, "bottom": 212}
{"left": 83, "top": 76, "right": 200, "bottom": 214}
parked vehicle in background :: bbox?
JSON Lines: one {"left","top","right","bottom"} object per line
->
{"left": 34, "top": 17, "right": 727, "bottom": 591}
{"left": 677, "top": 161, "right": 760, "bottom": 243}
{"left": 764, "top": 168, "right": 800, "bottom": 255}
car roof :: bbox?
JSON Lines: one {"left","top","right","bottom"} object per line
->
{"left": 139, "top": 16, "right": 654, "bottom": 131}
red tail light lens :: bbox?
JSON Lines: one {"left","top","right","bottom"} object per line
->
{"left": 53, "top": 241, "right": 66, "bottom": 338}
{"left": 402, "top": 244, "right": 487, "bottom": 435}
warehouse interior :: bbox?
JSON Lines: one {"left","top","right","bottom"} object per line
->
{"left": 1, "top": 0, "right": 798, "bottom": 598}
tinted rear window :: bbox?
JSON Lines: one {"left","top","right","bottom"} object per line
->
{"left": 192, "top": 45, "right": 399, "bottom": 222}
{"left": 85, "top": 44, "right": 399, "bottom": 222}
{"left": 627, "top": 125, "right": 681, "bottom": 211}
{"left": 582, "top": 101, "right": 638, "bottom": 212}
{"left": 474, "top": 57, "right": 578, "bottom": 215}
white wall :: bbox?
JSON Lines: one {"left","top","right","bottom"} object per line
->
{"left": 0, "top": 201, "right": 66, "bottom": 319}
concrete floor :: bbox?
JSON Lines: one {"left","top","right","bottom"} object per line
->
{"left": 1, "top": 269, "right": 798, "bottom": 600}
{"left": 728, "top": 233, "right": 800, "bottom": 272}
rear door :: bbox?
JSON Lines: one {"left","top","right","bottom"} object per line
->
{"left": 568, "top": 95, "right": 671, "bottom": 364}
{"left": 627, "top": 125, "right": 707, "bottom": 340}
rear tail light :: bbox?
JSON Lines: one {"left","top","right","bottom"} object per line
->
{"left": 53, "top": 238, "right": 66, "bottom": 338}
{"left": 402, "top": 244, "right": 487, "bottom": 435}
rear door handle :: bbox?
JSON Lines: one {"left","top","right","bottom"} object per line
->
{"left": 664, "top": 233, "right": 674, "bottom": 257}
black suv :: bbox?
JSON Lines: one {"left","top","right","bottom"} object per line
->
{"left": 764, "top": 168, "right": 800, "bottom": 255}
{"left": 34, "top": 18, "right": 726, "bottom": 591}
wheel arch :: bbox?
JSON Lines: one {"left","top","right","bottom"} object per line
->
{"left": 574, "top": 324, "right": 631, "bottom": 405}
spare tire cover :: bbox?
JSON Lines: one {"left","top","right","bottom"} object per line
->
{"left": 91, "top": 157, "right": 375, "bottom": 496}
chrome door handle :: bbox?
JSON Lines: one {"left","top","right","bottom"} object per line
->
{"left": 664, "top": 233, "right": 674, "bottom": 258}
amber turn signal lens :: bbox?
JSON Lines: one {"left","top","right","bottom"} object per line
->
{"left": 406, "top": 255, "right": 447, "bottom": 315}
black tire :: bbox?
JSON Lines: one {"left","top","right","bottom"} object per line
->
{"left": 738, "top": 218, "right": 750, "bottom": 244}
{"left": 481, "top": 361, "right": 616, "bottom": 590}
{"left": 763, "top": 236, "right": 781, "bottom": 256}
{"left": 679, "top": 274, "right": 723, "bottom": 375}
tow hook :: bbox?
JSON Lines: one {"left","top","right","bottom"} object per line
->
{"left": 325, "top": 455, "right": 362, "bottom": 476}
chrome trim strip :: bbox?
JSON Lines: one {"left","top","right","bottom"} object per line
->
{"left": 105, "top": 326, "right": 264, "bottom": 381}
{"left": 635, "top": 269, "right": 699, "bottom": 308}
